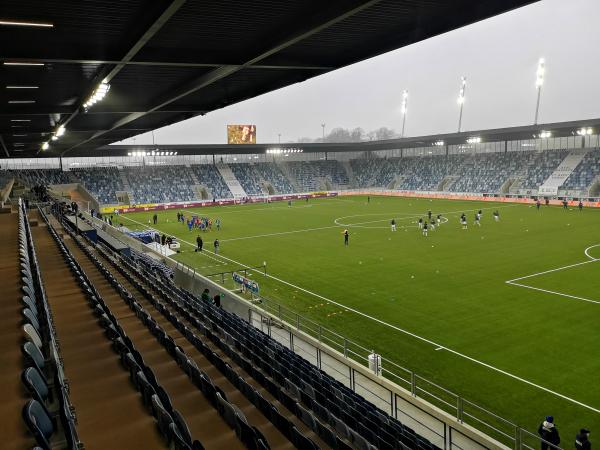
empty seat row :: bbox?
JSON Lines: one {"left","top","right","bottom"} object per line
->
{"left": 101, "top": 233, "right": 441, "bottom": 450}
{"left": 18, "top": 201, "right": 80, "bottom": 450}
{"left": 96, "top": 242, "right": 328, "bottom": 449}
{"left": 47, "top": 212, "right": 206, "bottom": 450}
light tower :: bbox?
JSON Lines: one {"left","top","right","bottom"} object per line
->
{"left": 534, "top": 58, "right": 545, "bottom": 125}
{"left": 321, "top": 123, "right": 326, "bottom": 141}
{"left": 400, "top": 90, "right": 408, "bottom": 137}
{"left": 457, "top": 76, "right": 466, "bottom": 133}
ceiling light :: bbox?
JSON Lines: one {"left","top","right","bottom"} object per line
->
{"left": 83, "top": 79, "right": 110, "bottom": 110}
{"left": 51, "top": 136, "right": 58, "bottom": 141}
{"left": 6, "top": 85, "right": 39, "bottom": 89}
{"left": 538, "top": 130, "right": 552, "bottom": 139}
{"left": 13, "top": 143, "right": 24, "bottom": 146}
{"left": 576, "top": 127, "right": 593, "bottom": 136}
{"left": 10, "top": 119, "right": 31, "bottom": 122}
{"left": 12, "top": 134, "right": 27, "bottom": 137}
{"left": 56, "top": 125, "right": 65, "bottom": 137}
{"left": 0, "top": 19, "right": 54, "bottom": 28}
{"left": 466, "top": 137, "right": 481, "bottom": 144}
{"left": 41, "top": 142, "right": 49, "bottom": 150}
{"left": 3, "top": 61, "right": 44, "bottom": 66}
{"left": 8, "top": 100, "right": 36, "bottom": 104}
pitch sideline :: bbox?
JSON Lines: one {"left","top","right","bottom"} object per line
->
{"left": 119, "top": 212, "right": 600, "bottom": 414}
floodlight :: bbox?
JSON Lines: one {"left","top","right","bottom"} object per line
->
{"left": 41, "top": 142, "right": 49, "bottom": 150}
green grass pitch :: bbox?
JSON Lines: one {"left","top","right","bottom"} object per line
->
{"left": 116, "top": 195, "right": 600, "bottom": 441}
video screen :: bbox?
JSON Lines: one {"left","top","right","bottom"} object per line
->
{"left": 227, "top": 124, "right": 256, "bottom": 144}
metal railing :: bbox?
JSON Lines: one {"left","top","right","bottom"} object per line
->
{"left": 108, "top": 231, "right": 573, "bottom": 450}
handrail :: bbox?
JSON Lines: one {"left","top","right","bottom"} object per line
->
{"left": 98, "top": 214, "right": 561, "bottom": 450}
{"left": 172, "top": 256, "right": 558, "bottom": 450}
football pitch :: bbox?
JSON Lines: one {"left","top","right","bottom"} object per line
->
{"left": 117, "top": 195, "right": 600, "bottom": 441}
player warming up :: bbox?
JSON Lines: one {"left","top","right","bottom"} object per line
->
{"left": 422, "top": 221, "right": 428, "bottom": 237}
{"left": 391, "top": 219, "right": 396, "bottom": 232}
{"left": 460, "top": 213, "right": 468, "bottom": 229}
{"left": 493, "top": 210, "right": 500, "bottom": 222}
{"left": 343, "top": 229, "right": 349, "bottom": 246}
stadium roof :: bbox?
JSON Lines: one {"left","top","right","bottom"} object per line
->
{"left": 87, "top": 117, "right": 600, "bottom": 157}
{"left": 0, "top": 0, "right": 537, "bottom": 159}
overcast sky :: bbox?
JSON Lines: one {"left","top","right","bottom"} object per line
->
{"left": 120, "top": 0, "right": 600, "bottom": 146}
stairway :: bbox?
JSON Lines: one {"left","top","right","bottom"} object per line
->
{"left": 276, "top": 162, "right": 300, "bottom": 192}
{"left": 341, "top": 161, "right": 356, "bottom": 188}
{"left": 215, "top": 163, "right": 247, "bottom": 198}
{"left": 116, "top": 168, "right": 134, "bottom": 203}
{"left": 117, "top": 168, "right": 133, "bottom": 193}
{"left": 538, "top": 149, "right": 589, "bottom": 195}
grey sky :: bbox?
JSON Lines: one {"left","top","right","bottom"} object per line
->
{"left": 121, "top": 0, "right": 600, "bottom": 146}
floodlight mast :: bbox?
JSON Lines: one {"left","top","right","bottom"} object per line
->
{"left": 534, "top": 58, "right": 545, "bottom": 125}
{"left": 457, "top": 77, "right": 466, "bottom": 132}
{"left": 400, "top": 90, "right": 408, "bottom": 137}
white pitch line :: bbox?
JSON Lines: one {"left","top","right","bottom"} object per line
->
{"left": 220, "top": 225, "right": 342, "bottom": 242}
{"left": 585, "top": 244, "right": 600, "bottom": 260}
{"left": 120, "top": 205, "right": 600, "bottom": 413}
{"left": 506, "top": 259, "right": 597, "bottom": 283}
{"left": 505, "top": 243, "right": 600, "bottom": 305}
{"left": 434, "top": 347, "right": 444, "bottom": 351}
{"left": 506, "top": 281, "right": 600, "bottom": 305}
{"left": 335, "top": 204, "right": 519, "bottom": 227}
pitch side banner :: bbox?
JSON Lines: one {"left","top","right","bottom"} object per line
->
{"left": 232, "top": 272, "right": 259, "bottom": 294}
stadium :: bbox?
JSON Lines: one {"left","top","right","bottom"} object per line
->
{"left": 0, "top": 1, "right": 598, "bottom": 450}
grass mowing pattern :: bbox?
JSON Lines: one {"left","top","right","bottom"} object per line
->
{"left": 117, "top": 195, "right": 600, "bottom": 442}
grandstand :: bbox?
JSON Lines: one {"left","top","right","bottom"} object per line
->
{"left": 6, "top": 145, "right": 600, "bottom": 207}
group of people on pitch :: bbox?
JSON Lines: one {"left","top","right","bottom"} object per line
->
{"left": 538, "top": 416, "right": 591, "bottom": 450}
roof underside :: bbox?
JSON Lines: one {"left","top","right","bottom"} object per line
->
{"left": 96, "top": 117, "right": 600, "bottom": 157}
{"left": 0, "top": 0, "right": 537, "bottom": 158}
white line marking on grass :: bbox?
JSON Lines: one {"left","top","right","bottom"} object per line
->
{"left": 334, "top": 204, "right": 519, "bottom": 228}
{"left": 434, "top": 347, "right": 444, "bottom": 351}
{"left": 121, "top": 205, "right": 600, "bottom": 413}
{"left": 506, "top": 244, "right": 600, "bottom": 306}
{"left": 219, "top": 225, "right": 343, "bottom": 242}
{"left": 507, "top": 282, "right": 600, "bottom": 305}
{"left": 584, "top": 244, "right": 600, "bottom": 260}
{"left": 506, "top": 259, "right": 597, "bottom": 283}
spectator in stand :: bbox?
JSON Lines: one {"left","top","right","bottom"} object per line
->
{"left": 538, "top": 416, "right": 560, "bottom": 450}
{"left": 575, "top": 429, "right": 591, "bottom": 450}
{"left": 201, "top": 288, "right": 211, "bottom": 303}
{"left": 213, "top": 294, "right": 221, "bottom": 308}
